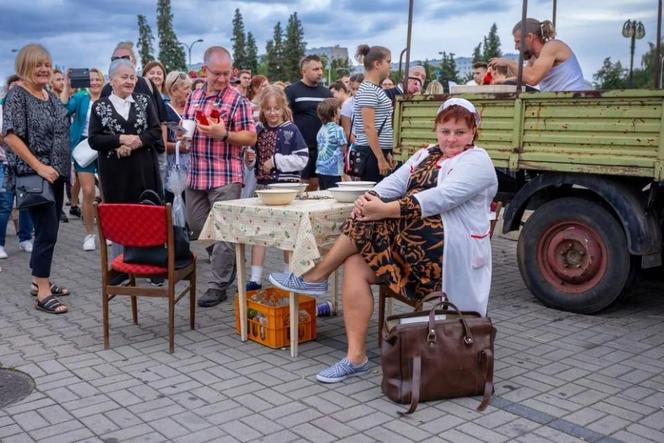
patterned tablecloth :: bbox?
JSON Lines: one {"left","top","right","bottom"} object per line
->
{"left": 199, "top": 192, "right": 354, "bottom": 275}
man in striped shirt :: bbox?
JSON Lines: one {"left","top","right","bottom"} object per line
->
{"left": 183, "top": 46, "right": 257, "bottom": 307}
{"left": 285, "top": 55, "right": 332, "bottom": 191}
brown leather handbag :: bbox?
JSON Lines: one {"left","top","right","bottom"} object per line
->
{"left": 380, "top": 292, "right": 496, "bottom": 414}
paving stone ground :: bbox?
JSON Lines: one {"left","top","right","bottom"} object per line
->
{"left": 1, "top": 217, "right": 663, "bottom": 443}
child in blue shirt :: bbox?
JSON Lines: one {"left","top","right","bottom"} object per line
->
{"left": 315, "top": 98, "right": 347, "bottom": 190}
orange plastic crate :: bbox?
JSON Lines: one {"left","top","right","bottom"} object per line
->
{"left": 234, "top": 287, "right": 317, "bottom": 349}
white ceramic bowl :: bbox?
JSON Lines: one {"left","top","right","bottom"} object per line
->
{"left": 335, "top": 181, "right": 376, "bottom": 188}
{"left": 327, "top": 187, "right": 373, "bottom": 203}
{"left": 255, "top": 189, "right": 298, "bottom": 205}
{"left": 267, "top": 183, "right": 308, "bottom": 195}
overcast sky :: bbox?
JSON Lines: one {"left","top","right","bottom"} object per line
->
{"left": 0, "top": 0, "right": 659, "bottom": 84}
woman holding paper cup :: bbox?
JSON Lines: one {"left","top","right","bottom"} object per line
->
{"left": 88, "top": 59, "right": 162, "bottom": 204}
{"left": 163, "top": 71, "right": 193, "bottom": 203}
{"left": 65, "top": 67, "right": 104, "bottom": 251}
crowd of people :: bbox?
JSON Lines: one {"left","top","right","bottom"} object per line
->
{"left": 1, "top": 17, "right": 583, "bottom": 380}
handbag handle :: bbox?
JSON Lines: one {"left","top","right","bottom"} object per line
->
{"left": 138, "top": 189, "right": 163, "bottom": 205}
{"left": 425, "top": 296, "right": 475, "bottom": 347}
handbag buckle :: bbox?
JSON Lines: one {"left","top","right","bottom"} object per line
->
{"left": 427, "top": 328, "right": 436, "bottom": 344}
{"left": 464, "top": 336, "right": 474, "bottom": 345}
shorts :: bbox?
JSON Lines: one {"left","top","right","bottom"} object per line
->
{"left": 301, "top": 148, "right": 318, "bottom": 180}
{"left": 74, "top": 158, "right": 97, "bottom": 174}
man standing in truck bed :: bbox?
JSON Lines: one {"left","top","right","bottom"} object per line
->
{"left": 490, "top": 18, "right": 587, "bottom": 91}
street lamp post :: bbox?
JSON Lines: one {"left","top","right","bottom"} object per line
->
{"left": 179, "top": 38, "right": 204, "bottom": 70}
{"left": 622, "top": 20, "right": 646, "bottom": 87}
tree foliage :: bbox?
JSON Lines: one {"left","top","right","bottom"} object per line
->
{"left": 592, "top": 57, "right": 628, "bottom": 89}
{"left": 246, "top": 32, "right": 258, "bottom": 74}
{"left": 137, "top": 14, "right": 155, "bottom": 69}
{"left": 438, "top": 51, "right": 459, "bottom": 87}
{"left": 472, "top": 23, "right": 502, "bottom": 64}
{"left": 482, "top": 23, "right": 502, "bottom": 60}
{"left": 231, "top": 8, "right": 247, "bottom": 69}
{"left": 283, "top": 13, "right": 306, "bottom": 82}
{"left": 156, "top": 0, "right": 186, "bottom": 72}
{"left": 266, "top": 22, "right": 285, "bottom": 81}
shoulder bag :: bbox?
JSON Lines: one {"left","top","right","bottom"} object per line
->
{"left": 347, "top": 115, "right": 389, "bottom": 177}
{"left": 381, "top": 292, "right": 496, "bottom": 415}
{"left": 14, "top": 113, "right": 55, "bottom": 209}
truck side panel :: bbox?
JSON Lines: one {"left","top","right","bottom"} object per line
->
{"left": 394, "top": 91, "right": 664, "bottom": 180}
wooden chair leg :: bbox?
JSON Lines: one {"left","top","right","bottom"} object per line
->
{"left": 378, "top": 286, "right": 386, "bottom": 346}
{"left": 168, "top": 282, "right": 175, "bottom": 354}
{"left": 129, "top": 275, "right": 138, "bottom": 324}
{"left": 102, "top": 288, "right": 110, "bottom": 350}
{"left": 189, "top": 268, "right": 196, "bottom": 330}
{"left": 131, "top": 297, "right": 138, "bottom": 325}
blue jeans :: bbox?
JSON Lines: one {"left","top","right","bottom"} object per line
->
{"left": 0, "top": 163, "right": 34, "bottom": 246}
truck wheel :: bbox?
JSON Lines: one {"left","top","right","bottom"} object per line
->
{"left": 517, "top": 197, "right": 631, "bottom": 314}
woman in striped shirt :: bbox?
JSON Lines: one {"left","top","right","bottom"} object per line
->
{"left": 351, "top": 44, "right": 394, "bottom": 182}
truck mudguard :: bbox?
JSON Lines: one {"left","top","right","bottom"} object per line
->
{"left": 503, "top": 172, "right": 661, "bottom": 256}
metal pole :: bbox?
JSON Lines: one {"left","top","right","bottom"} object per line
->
{"left": 516, "top": 0, "right": 528, "bottom": 96}
{"left": 552, "top": 0, "right": 557, "bottom": 29}
{"left": 188, "top": 46, "right": 193, "bottom": 68}
{"left": 403, "top": 0, "right": 414, "bottom": 92}
{"left": 657, "top": 0, "right": 663, "bottom": 89}
{"left": 629, "top": 33, "right": 636, "bottom": 87}
{"left": 397, "top": 48, "right": 407, "bottom": 87}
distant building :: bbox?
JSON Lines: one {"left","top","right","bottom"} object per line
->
{"left": 305, "top": 45, "right": 349, "bottom": 62}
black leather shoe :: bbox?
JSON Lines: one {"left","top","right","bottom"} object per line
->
{"left": 198, "top": 288, "right": 227, "bottom": 307}
{"left": 69, "top": 206, "right": 82, "bottom": 218}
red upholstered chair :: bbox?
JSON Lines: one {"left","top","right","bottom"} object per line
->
{"left": 94, "top": 202, "right": 196, "bottom": 353}
{"left": 377, "top": 202, "right": 503, "bottom": 342}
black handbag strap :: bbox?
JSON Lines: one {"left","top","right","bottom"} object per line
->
{"left": 376, "top": 115, "right": 388, "bottom": 137}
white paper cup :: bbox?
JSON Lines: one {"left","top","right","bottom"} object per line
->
{"left": 181, "top": 119, "right": 196, "bottom": 139}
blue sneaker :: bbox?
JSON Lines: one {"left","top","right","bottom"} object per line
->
{"left": 246, "top": 281, "right": 262, "bottom": 291}
{"left": 268, "top": 272, "right": 328, "bottom": 296}
{"left": 316, "top": 358, "right": 369, "bottom": 383}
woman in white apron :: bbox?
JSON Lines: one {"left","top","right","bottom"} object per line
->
{"left": 270, "top": 98, "right": 498, "bottom": 383}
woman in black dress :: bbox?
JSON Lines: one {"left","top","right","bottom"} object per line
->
{"left": 3, "top": 44, "right": 71, "bottom": 314}
{"left": 88, "top": 59, "right": 162, "bottom": 203}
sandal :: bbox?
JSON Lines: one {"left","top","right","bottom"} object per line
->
{"left": 35, "top": 295, "right": 68, "bottom": 314}
{"left": 30, "top": 281, "right": 70, "bottom": 297}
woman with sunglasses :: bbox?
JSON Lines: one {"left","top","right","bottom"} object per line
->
{"left": 163, "top": 71, "right": 193, "bottom": 203}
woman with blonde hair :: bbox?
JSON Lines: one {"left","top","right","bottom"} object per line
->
{"left": 424, "top": 80, "right": 444, "bottom": 95}
{"left": 163, "top": 70, "right": 193, "bottom": 203}
{"left": 3, "top": 44, "right": 71, "bottom": 313}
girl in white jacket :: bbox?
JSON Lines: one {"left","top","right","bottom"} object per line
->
{"left": 270, "top": 98, "right": 498, "bottom": 383}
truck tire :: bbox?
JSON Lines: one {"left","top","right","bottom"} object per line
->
{"left": 517, "top": 197, "right": 631, "bottom": 313}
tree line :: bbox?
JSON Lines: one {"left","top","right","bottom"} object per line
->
{"left": 593, "top": 43, "right": 663, "bottom": 89}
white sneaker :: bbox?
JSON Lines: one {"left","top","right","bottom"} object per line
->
{"left": 0, "top": 246, "right": 7, "bottom": 259}
{"left": 83, "top": 234, "right": 97, "bottom": 251}
{"left": 18, "top": 240, "right": 33, "bottom": 253}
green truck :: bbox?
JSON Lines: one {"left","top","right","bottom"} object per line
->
{"left": 392, "top": 90, "right": 664, "bottom": 313}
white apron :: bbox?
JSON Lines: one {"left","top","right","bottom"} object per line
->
{"left": 373, "top": 146, "right": 498, "bottom": 316}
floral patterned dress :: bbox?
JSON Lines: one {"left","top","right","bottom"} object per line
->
{"left": 88, "top": 93, "right": 162, "bottom": 203}
{"left": 342, "top": 146, "right": 445, "bottom": 300}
